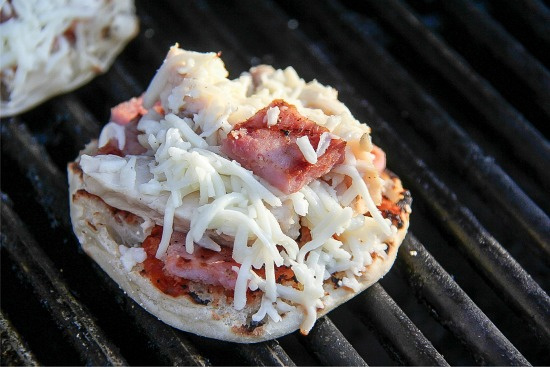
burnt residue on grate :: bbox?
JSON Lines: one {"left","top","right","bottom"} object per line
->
{"left": 1, "top": 0, "right": 549, "bottom": 365}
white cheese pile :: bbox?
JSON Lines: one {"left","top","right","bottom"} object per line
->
{"left": 0, "top": 0, "right": 138, "bottom": 117}
{"left": 83, "top": 45, "right": 395, "bottom": 334}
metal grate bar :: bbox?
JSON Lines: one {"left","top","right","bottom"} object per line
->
{"left": 0, "top": 311, "right": 40, "bottom": 366}
{"left": 354, "top": 284, "right": 449, "bottom": 366}
{"left": 366, "top": 0, "right": 550, "bottom": 185}
{"left": 51, "top": 95, "right": 101, "bottom": 151}
{"left": 1, "top": 119, "right": 70, "bottom": 227}
{"left": 299, "top": 316, "right": 367, "bottom": 366}
{"left": 123, "top": 298, "right": 210, "bottom": 366}
{"left": 93, "top": 61, "right": 145, "bottom": 104}
{"left": 237, "top": 340, "right": 296, "bottom": 367}
{"left": 497, "top": 0, "right": 550, "bottom": 45}
{"left": 440, "top": 0, "right": 550, "bottom": 117}
{"left": 234, "top": 0, "right": 356, "bottom": 93}
{"left": 359, "top": 103, "right": 550, "bottom": 343}
{"left": 138, "top": 0, "right": 253, "bottom": 83}
{"left": 0, "top": 195, "right": 127, "bottom": 366}
{"left": 319, "top": 0, "right": 550, "bottom": 257}
{"left": 398, "top": 234, "right": 529, "bottom": 365}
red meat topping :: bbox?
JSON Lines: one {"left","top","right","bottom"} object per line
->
{"left": 141, "top": 226, "right": 297, "bottom": 295}
{"left": 163, "top": 231, "right": 239, "bottom": 290}
{"left": 110, "top": 96, "right": 148, "bottom": 125}
{"left": 221, "top": 99, "right": 346, "bottom": 194}
{"left": 141, "top": 227, "right": 239, "bottom": 291}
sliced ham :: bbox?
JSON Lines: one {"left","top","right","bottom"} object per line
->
{"left": 163, "top": 231, "right": 239, "bottom": 290}
{"left": 221, "top": 99, "right": 346, "bottom": 194}
{"left": 141, "top": 226, "right": 296, "bottom": 295}
{"left": 110, "top": 96, "right": 148, "bottom": 125}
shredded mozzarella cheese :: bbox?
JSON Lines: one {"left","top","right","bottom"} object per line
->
{"left": 1, "top": 0, "right": 138, "bottom": 117}
{"left": 88, "top": 46, "right": 399, "bottom": 335}
{"left": 316, "top": 132, "right": 332, "bottom": 158}
{"left": 296, "top": 136, "right": 318, "bottom": 164}
{"left": 265, "top": 106, "right": 280, "bottom": 126}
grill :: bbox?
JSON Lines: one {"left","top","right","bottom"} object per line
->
{"left": 1, "top": 0, "right": 549, "bottom": 365}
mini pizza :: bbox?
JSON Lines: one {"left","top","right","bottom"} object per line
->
{"left": 68, "top": 45, "right": 411, "bottom": 342}
{"left": 0, "top": 0, "right": 138, "bottom": 117}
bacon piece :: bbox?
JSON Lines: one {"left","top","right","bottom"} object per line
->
{"left": 221, "top": 100, "right": 346, "bottom": 194}
{"left": 110, "top": 96, "right": 148, "bottom": 125}
{"left": 163, "top": 232, "right": 239, "bottom": 290}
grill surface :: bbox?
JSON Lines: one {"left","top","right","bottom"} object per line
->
{"left": 1, "top": 0, "right": 549, "bottom": 365}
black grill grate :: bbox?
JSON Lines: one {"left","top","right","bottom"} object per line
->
{"left": 1, "top": 0, "right": 549, "bottom": 365}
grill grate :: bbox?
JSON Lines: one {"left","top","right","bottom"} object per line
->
{"left": 1, "top": 0, "right": 549, "bottom": 365}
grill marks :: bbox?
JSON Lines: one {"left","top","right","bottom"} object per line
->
{"left": 1, "top": 0, "right": 549, "bottom": 365}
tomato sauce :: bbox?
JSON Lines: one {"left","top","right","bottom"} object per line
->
{"left": 377, "top": 197, "right": 404, "bottom": 229}
{"left": 141, "top": 226, "right": 190, "bottom": 297}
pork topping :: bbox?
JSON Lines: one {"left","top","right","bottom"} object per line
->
{"left": 164, "top": 231, "right": 239, "bottom": 290}
{"left": 221, "top": 99, "right": 346, "bottom": 194}
{"left": 110, "top": 96, "right": 148, "bottom": 125}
